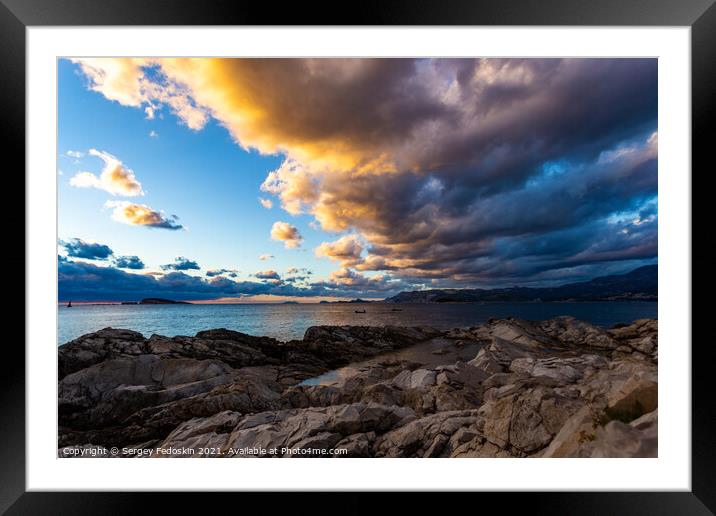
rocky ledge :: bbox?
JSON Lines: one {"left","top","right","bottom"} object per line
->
{"left": 58, "top": 317, "right": 657, "bottom": 458}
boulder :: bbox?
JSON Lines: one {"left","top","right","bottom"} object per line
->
{"left": 586, "top": 410, "right": 658, "bottom": 458}
{"left": 58, "top": 328, "right": 146, "bottom": 379}
{"left": 409, "top": 369, "right": 437, "bottom": 389}
{"left": 159, "top": 402, "right": 416, "bottom": 457}
{"left": 59, "top": 355, "right": 237, "bottom": 429}
{"left": 605, "top": 373, "right": 658, "bottom": 422}
{"left": 539, "top": 316, "right": 618, "bottom": 350}
{"left": 374, "top": 410, "right": 482, "bottom": 458}
{"left": 541, "top": 406, "right": 598, "bottom": 457}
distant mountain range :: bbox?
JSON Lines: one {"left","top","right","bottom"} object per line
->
{"left": 384, "top": 265, "right": 657, "bottom": 303}
{"left": 319, "top": 298, "right": 374, "bottom": 304}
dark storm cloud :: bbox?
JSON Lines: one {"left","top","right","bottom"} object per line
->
{"left": 58, "top": 259, "right": 419, "bottom": 301}
{"left": 440, "top": 213, "right": 658, "bottom": 285}
{"left": 283, "top": 276, "right": 308, "bottom": 283}
{"left": 75, "top": 58, "right": 659, "bottom": 288}
{"left": 246, "top": 59, "right": 658, "bottom": 286}
{"left": 59, "top": 260, "right": 267, "bottom": 301}
{"left": 286, "top": 267, "right": 312, "bottom": 275}
{"left": 419, "top": 59, "right": 658, "bottom": 191}
{"left": 351, "top": 132, "right": 658, "bottom": 285}
{"left": 206, "top": 268, "right": 239, "bottom": 278}
{"left": 112, "top": 255, "right": 145, "bottom": 270}
{"left": 160, "top": 257, "right": 201, "bottom": 271}
{"left": 61, "top": 238, "right": 113, "bottom": 260}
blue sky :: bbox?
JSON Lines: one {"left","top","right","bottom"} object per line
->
{"left": 58, "top": 58, "right": 657, "bottom": 302}
{"left": 58, "top": 59, "right": 339, "bottom": 294}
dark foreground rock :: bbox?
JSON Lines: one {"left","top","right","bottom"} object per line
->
{"left": 58, "top": 317, "right": 657, "bottom": 458}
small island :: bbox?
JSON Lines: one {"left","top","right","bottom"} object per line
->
{"left": 138, "top": 298, "right": 192, "bottom": 305}
{"left": 325, "top": 298, "right": 373, "bottom": 304}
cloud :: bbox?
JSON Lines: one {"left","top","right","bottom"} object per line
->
{"left": 286, "top": 267, "right": 312, "bottom": 275}
{"left": 261, "top": 160, "right": 319, "bottom": 215}
{"left": 113, "top": 255, "right": 145, "bottom": 269}
{"left": 258, "top": 254, "right": 274, "bottom": 261}
{"left": 254, "top": 269, "right": 281, "bottom": 280}
{"left": 328, "top": 268, "right": 376, "bottom": 286}
{"left": 270, "top": 221, "right": 303, "bottom": 249}
{"left": 283, "top": 267, "right": 313, "bottom": 283}
{"left": 59, "top": 257, "right": 425, "bottom": 302}
{"left": 349, "top": 135, "right": 658, "bottom": 284}
{"left": 72, "top": 58, "right": 658, "bottom": 285}
{"left": 71, "top": 58, "right": 209, "bottom": 130}
{"left": 66, "top": 150, "right": 84, "bottom": 158}
{"left": 161, "top": 256, "right": 200, "bottom": 271}
{"left": 283, "top": 275, "right": 309, "bottom": 283}
{"left": 71, "top": 58, "right": 149, "bottom": 107}
{"left": 315, "top": 234, "right": 364, "bottom": 266}
{"left": 206, "top": 268, "right": 238, "bottom": 278}
{"left": 61, "top": 238, "right": 113, "bottom": 260}
{"left": 69, "top": 149, "right": 143, "bottom": 196}
{"left": 258, "top": 197, "right": 273, "bottom": 209}
{"left": 149, "top": 130, "right": 159, "bottom": 138}
{"left": 311, "top": 268, "right": 415, "bottom": 294}
{"left": 82, "top": 58, "right": 654, "bottom": 176}
{"left": 104, "top": 200, "right": 184, "bottom": 230}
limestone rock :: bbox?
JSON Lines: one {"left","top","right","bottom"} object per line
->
{"left": 586, "top": 409, "right": 658, "bottom": 458}
{"left": 159, "top": 402, "right": 416, "bottom": 457}
{"left": 539, "top": 316, "right": 618, "bottom": 350}
{"left": 58, "top": 328, "right": 146, "bottom": 379}
{"left": 374, "top": 410, "right": 481, "bottom": 457}
{"left": 541, "top": 406, "right": 598, "bottom": 457}
{"left": 605, "top": 373, "right": 658, "bottom": 422}
{"left": 58, "top": 317, "right": 658, "bottom": 459}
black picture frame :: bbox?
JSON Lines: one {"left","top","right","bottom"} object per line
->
{"left": 2, "top": 0, "right": 710, "bottom": 512}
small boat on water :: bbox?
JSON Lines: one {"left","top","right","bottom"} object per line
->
{"left": 390, "top": 308, "right": 403, "bottom": 312}
{"left": 354, "top": 309, "right": 366, "bottom": 313}
{"left": 67, "top": 301, "right": 72, "bottom": 308}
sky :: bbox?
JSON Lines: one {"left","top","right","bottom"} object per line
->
{"left": 57, "top": 58, "right": 658, "bottom": 303}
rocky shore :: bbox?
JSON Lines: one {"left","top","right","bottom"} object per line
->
{"left": 58, "top": 317, "right": 657, "bottom": 458}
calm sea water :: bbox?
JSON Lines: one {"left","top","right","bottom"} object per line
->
{"left": 57, "top": 301, "right": 657, "bottom": 345}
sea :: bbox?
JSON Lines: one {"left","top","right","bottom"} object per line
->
{"left": 57, "top": 301, "right": 657, "bottom": 345}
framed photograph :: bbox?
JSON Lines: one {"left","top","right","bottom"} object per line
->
{"left": 4, "top": 0, "right": 710, "bottom": 511}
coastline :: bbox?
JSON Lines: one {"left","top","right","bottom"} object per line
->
{"left": 57, "top": 301, "right": 658, "bottom": 345}
{"left": 58, "top": 316, "right": 657, "bottom": 458}
{"left": 58, "top": 299, "right": 659, "bottom": 306}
